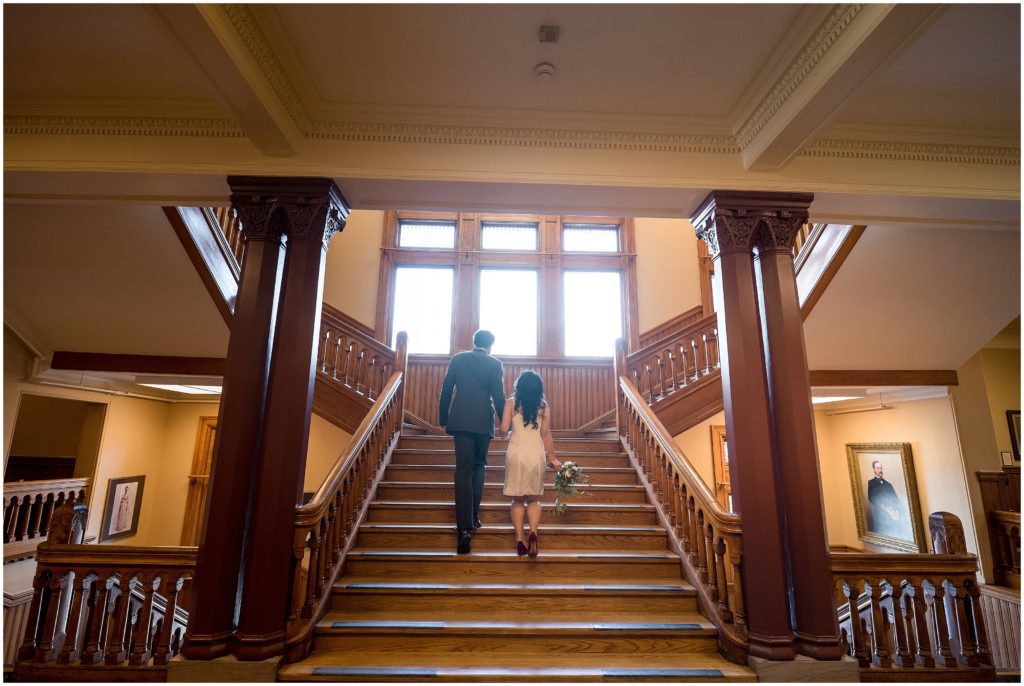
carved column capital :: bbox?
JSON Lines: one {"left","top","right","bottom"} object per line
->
{"left": 229, "top": 177, "right": 350, "bottom": 248}
{"left": 690, "top": 190, "right": 813, "bottom": 257}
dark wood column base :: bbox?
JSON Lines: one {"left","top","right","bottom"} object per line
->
{"left": 233, "top": 631, "right": 286, "bottom": 661}
{"left": 748, "top": 632, "right": 798, "bottom": 661}
{"left": 794, "top": 632, "right": 846, "bottom": 660}
{"left": 180, "top": 630, "right": 235, "bottom": 660}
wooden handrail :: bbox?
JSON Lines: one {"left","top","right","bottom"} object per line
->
{"left": 16, "top": 503, "right": 196, "bottom": 672}
{"left": 317, "top": 304, "right": 396, "bottom": 402}
{"left": 637, "top": 305, "right": 704, "bottom": 349}
{"left": 613, "top": 350, "right": 747, "bottom": 659}
{"left": 625, "top": 311, "right": 719, "bottom": 405}
{"left": 4, "top": 478, "right": 89, "bottom": 561}
{"left": 285, "top": 332, "right": 407, "bottom": 661}
{"left": 831, "top": 548, "right": 993, "bottom": 673}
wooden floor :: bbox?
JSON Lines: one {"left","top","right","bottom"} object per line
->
{"left": 278, "top": 434, "right": 755, "bottom": 682}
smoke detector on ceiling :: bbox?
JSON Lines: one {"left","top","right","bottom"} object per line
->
{"left": 535, "top": 63, "right": 556, "bottom": 82}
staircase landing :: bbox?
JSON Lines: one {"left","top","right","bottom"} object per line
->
{"left": 278, "top": 434, "right": 754, "bottom": 682}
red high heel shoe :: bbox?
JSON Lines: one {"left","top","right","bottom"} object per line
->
{"left": 527, "top": 531, "right": 539, "bottom": 558}
{"left": 516, "top": 539, "right": 528, "bottom": 556}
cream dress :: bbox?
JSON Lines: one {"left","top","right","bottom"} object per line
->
{"left": 503, "top": 407, "right": 547, "bottom": 497}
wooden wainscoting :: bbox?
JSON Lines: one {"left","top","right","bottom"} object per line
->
{"left": 3, "top": 588, "right": 33, "bottom": 673}
{"left": 980, "top": 584, "right": 1021, "bottom": 673}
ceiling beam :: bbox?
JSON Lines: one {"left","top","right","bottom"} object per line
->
{"left": 150, "top": 4, "right": 304, "bottom": 156}
{"left": 51, "top": 351, "right": 225, "bottom": 376}
{"left": 809, "top": 369, "right": 958, "bottom": 387}
{"left": 736, "top": 4, "right": 946, "bottom": 171}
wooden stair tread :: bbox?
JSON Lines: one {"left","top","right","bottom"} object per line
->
{"left": 347, "top": 549, "right": 679, "bottom": 562}
{"left": 358, "top": 523, "right": 665, "bottom": 534}
{"left": 334, "top": 579, "right": 696, "bottom": 594}
{"left": 317, "top": 617, "right": 717, "bottom": 635}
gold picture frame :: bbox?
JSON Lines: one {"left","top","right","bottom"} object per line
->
{"left": 846, "top": 443, "right": 926, "bottom": 553}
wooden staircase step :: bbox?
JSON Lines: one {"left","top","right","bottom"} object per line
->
{"left": 278, "top": 651, "right": 755, "bottom": 682}
{"left": 383, "top": 464, "right": 638, "bottom": 485}
{"left": 343, "top": 550, "right": 682, "bottom": 581}
{"left": 390, "top": 449, "right": 631, "bottom": 468}
{"left": 355, "top": 523, "right": 668, "bottom": 551}
{"left": 375, "top": 482, "right": 648, "bottom": 504}
{"left": 331, "top": 580, "right": 697, "bottom": 615}
{"left": 397, "top": 435, "right": 625, "bottom": 453}
{"left": 366, "top": 501, "right": 659, "bottom": 526}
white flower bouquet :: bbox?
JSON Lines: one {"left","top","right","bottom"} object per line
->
{"left": 552, "top": 460, "right": 589, "bottom": 515}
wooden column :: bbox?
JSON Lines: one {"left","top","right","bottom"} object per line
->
{"left": 232, "top": 178, "right": 349, "bottom": 660}
{"left": 755, "top": 198, "right": 844, "bottom": 660}
{"left": 691, "top": 192, "right": 795, "bottom": 661}
{"left": 181, "top": 193, "right": 287, "bottom": 659}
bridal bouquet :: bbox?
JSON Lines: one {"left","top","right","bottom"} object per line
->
{"left": 552, "top": 460, "right": 589, "bottom": 515}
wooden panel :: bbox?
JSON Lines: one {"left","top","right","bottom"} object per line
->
{"left": 50, "top": 351, "right": 225, "bottom": 376}
{"left": 653, "top": 375, "right": 724, "bottom": 436}
{"left": 406, "top": 357, "right": 615, "bottom": 432}
{"left": 979, "top": 585, "right": 1020, "bottom": 672}
{"left": 179, "top": 418, "right": 216, "bottom": 546}
{"left": 313, "top": 376, "right": 373, "bottom": 434}
{"left": 808, "top": 369, "right": 959, "bottom": 387}
{"left": 4, "top": 589, "right": 33, "bottom": 671}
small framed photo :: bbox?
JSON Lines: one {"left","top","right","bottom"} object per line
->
{"left": 1001, "top": 451, "right": 1015, "bottom": 468}
{"left": 846, "top": 443, "right": 926, "bottom": 553}
{"left": 1006, "top": 410, "right": 1021, "bottom": 461}
{"left": 100, "top": 475, "right": 145, "bottom": 542}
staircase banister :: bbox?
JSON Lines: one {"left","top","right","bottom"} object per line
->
{"left": 617, "top": 375, "right": 740, "bottom": 532}
{"left": 297, "top": 370, "right": 403, "bottom": 524}
{"left": 3, "top": 477, "right": 90, "bottom": 498}
{"left": 320, "top": 303, "right": 393, "bottom": 360}
{"left": 992, "top": 509, "right": 1021, "bottom": 525}
{"left": 830, "top": 550, "right": 980, "bottom": 577}
{"left": 35, "top": 542, "right": 199, "bottom": 569}
{"left": 625, "top": 311, "right": 719, "bottom": 362}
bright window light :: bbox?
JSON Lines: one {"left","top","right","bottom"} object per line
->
{"left": 392, "top": 267, "right": 454, "bottom": 354}
{"left": 479, "top": 269, "right": 538, "bottom": 356}
{"left": 563, "top": 271, "right": 622, "bottom": 357}
{"left": 811, "top": 396, "right": 863, "bottom": 404}
{"left": 139, "top": 384, "right": 222, "bottom": 395}
{"left": 398, "top": 220, "right": 456, "bottom": 248}
{"left": 481, "top": 222, "right": 538, "bottom": 250}
{"left": 563, "top": 224, "right": 619, "bottom": 252}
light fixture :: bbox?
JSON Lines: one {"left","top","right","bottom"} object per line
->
{"left": 535, "top": 62, "right": 556, "bottom": 82}
{"left": 139, "top": 384, "right": 222, "bottom": 395}
{"left": 811, "top": 396, "right": 862, "bottom": 405}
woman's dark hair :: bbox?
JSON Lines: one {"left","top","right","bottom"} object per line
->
{"left": 513, "top": 370, "right": 545, "bottom": 429}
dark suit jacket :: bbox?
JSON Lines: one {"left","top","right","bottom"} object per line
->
{"left": 438, "top": 348, "right": 506, "bottom": 437}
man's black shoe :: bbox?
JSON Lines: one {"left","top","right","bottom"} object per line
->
{"left": 457, "top": 529, "right": 472, "bottom": 554}
{"left": 473, "top": 515, "right": 482, "bottom": 529}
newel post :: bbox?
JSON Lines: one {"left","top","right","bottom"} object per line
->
{"left": 233, "top": 177, "right": 349, "bottom": 661}
{"left": 395, "top": 330, "right": 409, "bottom": 421}
{"left": 613, "top": 337, "right": 628, "bottom": 438}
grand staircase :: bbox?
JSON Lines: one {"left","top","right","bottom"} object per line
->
{"left": 278, "top": 433, "right": 755, "bottom": 682}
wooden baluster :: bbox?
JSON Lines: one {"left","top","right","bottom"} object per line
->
{"left": 35, "top": 493, "right": 54, "bottom": 540}
{"left": 5, "top": 496, "right": 18, "bottom": 543}
{"left": 104, "top": 575, "right": 133, "bottom": 665}
{"left": 319, "top": 330, "right": 331, "bottom": 372}
{"left": 690, "top": 339, "right": 699, "bottom": 381}
{"left": 702, "top": 333, "right": 712, "bottom": 375}
{"left": 715, "top": 538, "right": 731, "bottom": 620}
{"left": 868, "top": 581, "right": 892, "bottom": 667}
{"left": 331, "top": 337, "right": 343, "bottom": 379}
{"left": 676, "top": 485, "right": 690, "bottom": 553}
{"left": 316, "top": 517, "right": 330, "bottom": 603}
{"left": 667, "top": 473, "right": 680, "bottom": 534}
{"left": 729, "top": 544, "right": 745, "bottom": 626}
{"left": 25, "top": 495, "right": 43, "bottom": 541}
{"left": 712, "top": 328, "right": 721, "bottom": 368}
{"left": 288, "top": 531, "right": 307, "bottom": 623}
{"left": 303, "top": 528, "right": 321, "bottom": 618}
{"left": 79, "top": 575, "right": 109, "bottom": 665}
{"left": 694, "top": 510, "right": 708, "bottom": 583}
{"left": 342, "top": 343, "right": 354, "bottom": 385}
{"left": 889, "top": 581, "right": 914, "bottom": 668}
{"left": 950, "top": 580, "right": 978, "bottom": 666}
{"left": 656, "top": 357, "right": 666, "bottom": 399}
{"left": 643, "top": 364, "right": 654, "bottom": 404}
{"left": 930, "top": 581, "right": 958, "bottom": 667}
{"left": 705, "top": 525, "right": 718, "bottom": 601}
{"left": 667, "top": 352, "right": 677, "bottom": 393}
{"left": 965, "top": 581, "right": 992, "bottom": 666}
{"left": 34, "top": 572, "right": 67, "bottom": 663}
{"left": 153, "top": 576, "right": 183, "bottom": 666}
{"left": 901, "top": 583, "right": 919, "bottom": 663}
{"left": 57, "top": 573, "right": 89, "bottom": 664}
{"left": 843, "top": 579, "right": 870, "bottom": 667}
{"left": 366, "top": 357, "right": 378, "bottom": 400}
{"left": 19, "top": 571, "right": 48, "bottom": 660}
{"left": 909, "top": 580, "right": 935, "bottom": 667}
{"left": 687, "top": 497, "right": 698, "bottom": 567}
{"left": 678, "top": 347, "right": 689, "bottom": 387}
{"left": 129, "top": 574, "right": 158, "bottom": 665}
{"left": 355, "top": 350, "right": 367, "bottom": 394}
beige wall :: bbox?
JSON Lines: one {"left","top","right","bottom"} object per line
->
{"left": 673, "top": 411, "right": 725, "bottom": 495}
{"left": 305, "top": 414, "right": 353, "bottom": 495}
{"left": 323, "top": 209, "right": 385, "bottom": 331}
{"left": 981, "top": 347, "right": 1021, "bottom": 458}
{"left": 9, "top": 395, "right": 89, "bottom": 459}
{"left": 3, "top": 328, "right": 34, "bottom": 464}
{"left": 634, "top": 217, "right": 703, "bottom": 333}
{"left": 814, "top": 396, "right": 980, "bottom": 569}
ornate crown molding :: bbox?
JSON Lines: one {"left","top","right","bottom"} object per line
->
{"left": 307, "top": 121, "right": 740, "bottom": 154}
{"left": 4, "top": 115, "right": 244, "bottom": 138}
{"left": 220, "top": 3, "right": 311, "bottom": 132}
{"left": 802, "top": 138, "right": 1020, "bottom": 166}
{"left": 736, "top": 4, "right": 864, "bottom": 151}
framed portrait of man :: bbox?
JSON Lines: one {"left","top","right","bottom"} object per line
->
{"left": 100, "top": 475, "right": 145, "bottom": 542}
{"left": 846, "top": 443, "right": 926, "bottom": 553}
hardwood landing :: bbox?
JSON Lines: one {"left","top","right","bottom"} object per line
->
{"left": 278, "top": 433, "right": 754, "bottom": 682}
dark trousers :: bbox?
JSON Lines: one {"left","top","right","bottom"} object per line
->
{"left": 451, "top": 431, "right": 491, "bottom": 531}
